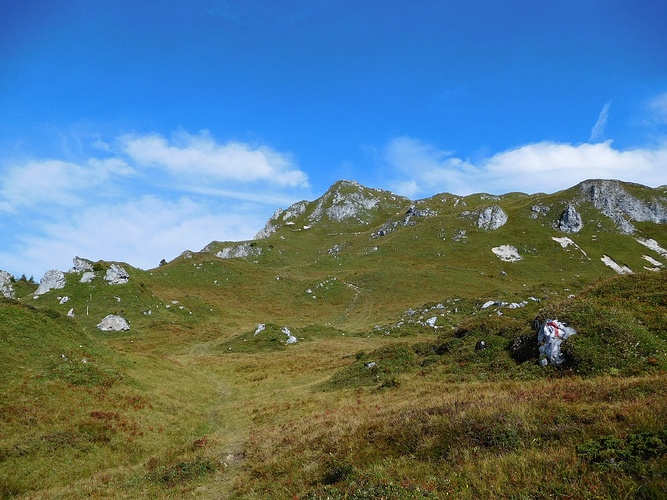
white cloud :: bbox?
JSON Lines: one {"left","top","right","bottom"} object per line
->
{"left": 649, "top": 92, "right": 667, "bottom": 124}
{"left": 385, "top": 137, "right": 667, "bottom": 197}
{"left": 589, "top": 101, "right": 611, "bottom": 142}
{"left": 0, "top": 130, "right": 311, "bottom": 277}
{"left": 0, "top": 158, "right": 134, "bottom": 213}
{"left": 120, "top": 130, "right": 309, "bottom": 187}
{"left": 0, "top": 195, "right": 270, "bottom": 278}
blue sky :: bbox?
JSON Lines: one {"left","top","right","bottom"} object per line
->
{"left": 1, "top": 0, "right": 667, "bottom": 278}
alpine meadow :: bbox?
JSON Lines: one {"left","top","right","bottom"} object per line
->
{"left": 1, "top": 178, "right": 666, "bottom": 498}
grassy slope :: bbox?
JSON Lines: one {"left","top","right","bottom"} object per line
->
{"left": 1, "top": 181, "right": 667, "bottom": 498}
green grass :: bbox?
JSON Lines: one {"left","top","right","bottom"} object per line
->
{"left": 2, "top": 180, "right": 667, "bottom": 498}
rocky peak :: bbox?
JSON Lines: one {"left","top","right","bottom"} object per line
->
{"left": 580, "top": 179, "right": 667, "bottom": 233}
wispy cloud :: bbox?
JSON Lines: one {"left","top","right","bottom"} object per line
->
{"left": 589, "top": 101, "right": 611, "bottom": 142}
{"left": 0, "top": 158, "right": 134, "bottom": 213}
{"left": 384, "top": 137, "right": 667, "bottom": 197}
{"left": 0, "top": 131, "right": 310, "bottom": 277}
{"left": 648, "top": 92, "right": 667, "bottom": 124}
{"left": 120, "top": 131, "right": 309, "bottom": 188}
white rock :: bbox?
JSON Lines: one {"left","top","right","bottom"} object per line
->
{"left": 481, "top": 300, "right": 496, "bottom": 309}
{"left": 557, "top": 204, "right": 583, "bottom": 233}
{"left": 601, "top": 255, "right": 633, "bottom": 275}
{"left": 282, "top": 326, "right": 298, "bottom": 344}
{"left": 105, "top": 264, "right": 129, "bottom": 284}
{"left": 59, "top": 296, "right": 69, "bottom": 304}
{"left": 35, "top": 270, "right": 66, "bottom": 295}
{"left": 80, "top": 271, "right": 95, "bottom": 283}
{"left": 215, "top": 242, "right": 262, "bottom": 259}
{"left": 70, "top": 256, "right": 93, "bottom": 273}
{"left": 425, "top": 317, "right": 437, "bottom": 327}
{"left": 96, "top": 314, "right": 130, "bottom": 331}
{"left": 67, "top": 308, "right": 74, "bottom": 317}
{"left": 477, "top": 205, "right": 508, "bottom": 230}
{"left": 254, "top": 323, "right": 265, "bottom": 336}
{"left": 538, "top": 320, "right": 576, "bottom": 365}
{"left": 0, "top": 270, "right": 15, "bottom": 299}
{"left": 492, "top": 245, "right": 522, "bottom": 262}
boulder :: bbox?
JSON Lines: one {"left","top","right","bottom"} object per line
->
{"left": 96, "top": 314, "right": 130, "bottom": 331}
{"left": 477, "top": 205, "right": 508, "bottom": 230}
{"left": 105, "top": 264, "right": 129, "bottom": 284}
{"left": 0, "top": 270, "right": 15, "bottom": 299}
{"left": 538, "top": 319, "right": 576, "bottom": 366}
{"left": 70, "top": 256, "right": 93, "bottom": 273}
{"left": 557, "top": 203, "right": 583, "bottom": 233}
{"left": 80, "top": 271, "right": 95, "bottom": 283}
{"left": 35, "top": 270, "right": 66, "bottom": 296}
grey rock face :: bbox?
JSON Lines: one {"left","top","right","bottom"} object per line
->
{"left": 0, "top": 270, "right": 15, "bottom": 299}
{"left": 215, "top": 242, "right": 262, "bottom": 259}
{"left": 580, "top": 180, "right": 667, "bottom": 233}
{"left": 35, "top": 270, "right": 66, "bottom": 296}
{"left": 477, "top": 205, "right": 508, "bottom": 230}
{"left": 105, "top": 264, "right": 129, "bottom": 285}
{"left": 96, "top": 314, "right": 130, "bottom": 331}
{"left": 70, "top": 256, "right": 93, "bottom": 273}
{"left": 557, "top": 203, "right": 583, "bottom": 233}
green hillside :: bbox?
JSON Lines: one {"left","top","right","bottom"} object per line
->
{"left": 1, "top": 179, "right": 666, "bottom": 498}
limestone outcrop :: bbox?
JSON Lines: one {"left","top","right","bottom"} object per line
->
{"left": 0, "top": 270, "right": 15, "bottom": 299}
{"left": 96, "top": 314, "right": 130, "bottom": 331}
{"left": 557, "top": 203, "right": 583, "bottom": 233}
{"left": 35, "top": 270, "right": 66, "bottom": 296}
{"left": 105, "top": 264, "right": 129, "bottom": 285}
{"left": 477, "top": 205, "right": 508, "bottom": 230}
{"left": 580, "top": 180, "right": 667, "bottom": 233}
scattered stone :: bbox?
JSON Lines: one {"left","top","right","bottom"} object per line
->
{"left": 254, "top": 323, "right": 266, "bottom": 336}
{"left": 636, "top": 238, "right": 667, "bottom": 259}
{"left": 35, "top": 270, "right": 66, "bottom": 296}
{"left": 475, "top": 340, "right": 487, "bottom": 351}
{"left": 492, "top": 245, "right": 522, "bottom": 262}
{"left": 96, "top": 314, "right": 130, "bottom": 331}
{"left": 105, "top": 264, "right": 129, "bottom": 285}
{"left": 481, "top": 300, "right": 496, "bottom": 309}
{"left": 452, "top": 229, "right": 467, "bottom": 242}
{"left": 425, "top": 317, "right": 437, "bottom": 327}
{"left": 530, "top": 204, "right": 550, "bottom": 219}
{"left": 58, "top": 296, "right": 69, "bottom": 304}
{"left": 477, "top": 205, "right": 508, "bottom": 230}
{"left": 366, "top": 362, "right": 377, "bottom": 369}
{"left": 215, "top": 242, "right": 262, "bottom": 259}
{"left": 67, "top": 308, "right": 74, "bottom": 317}
{"left": 601, "top": 255, "right": 633, "bottom": 275}
{"left": 282, "top": 326, "right": 297, "bottom": 344}
{"left": 80, "top": 271, "right": 95, "bottom": 283}
{"left": 0, "top": 270, "right": 15, "bottom": 299}
{"left": 538, "top": 319, "right": 576, "bottom": 365}
{"left": 557, "top": 203, "right": 583, "bottom": 233}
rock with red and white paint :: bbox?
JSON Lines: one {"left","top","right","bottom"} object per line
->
{"left": 538, "top": 319, "right": 576, "bottom": 366}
